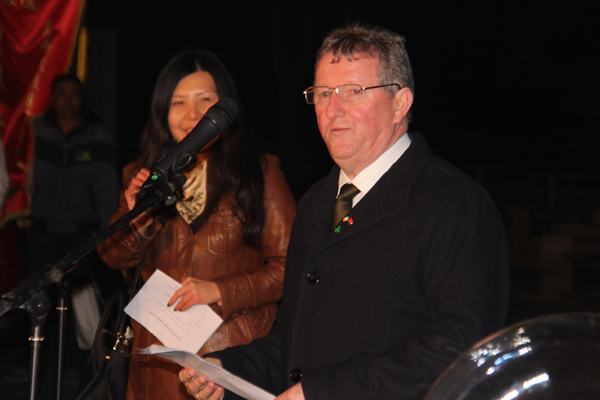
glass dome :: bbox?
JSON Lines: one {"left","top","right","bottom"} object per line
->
{"left": 424, "top": 313, "right": 600, "bottom": 400}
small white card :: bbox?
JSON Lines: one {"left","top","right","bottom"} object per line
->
{"left": 143, "top": 344, "right": 276, "bottom": 400}
{"left": 125, "top": 269, "right": 223, "bottom": 354}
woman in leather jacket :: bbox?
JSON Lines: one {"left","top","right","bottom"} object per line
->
{"left": 98, "top": 50, "right": 296, "bottom": 400}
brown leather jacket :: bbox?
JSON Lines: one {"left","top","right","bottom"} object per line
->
{"left": 98, "top": 155, "right": 296, "bottom": 400}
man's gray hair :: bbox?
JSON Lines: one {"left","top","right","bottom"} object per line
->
{"left": 315, "top": 23, "right": 415, "bottom": 98}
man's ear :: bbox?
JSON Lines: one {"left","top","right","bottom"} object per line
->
{"left": 393, "top": 88, "right": 413, "bottom": 124}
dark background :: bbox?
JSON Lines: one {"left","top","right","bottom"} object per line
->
{"left": 84, "top": 1, "right": 599, "bottom": 201}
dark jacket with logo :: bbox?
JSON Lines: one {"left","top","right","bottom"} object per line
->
{"left": 30, "top": 107, "right": 118, "bottom": 234}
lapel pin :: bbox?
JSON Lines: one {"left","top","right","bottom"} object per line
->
{"left": 334, "top": 216, "right": 355, "bottom": 233}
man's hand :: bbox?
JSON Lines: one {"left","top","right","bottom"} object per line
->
{"left": 179, "top": 358, "right": 224, "bottom": 400}
{"left": 275, "top": 383, "right": 304, "bottom": 400}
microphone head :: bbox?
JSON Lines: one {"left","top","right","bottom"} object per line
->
{"left": 205, "top": 98, "right": 239, "bottom": 132}
{"left": 137, "top": 98, "right": 240, "bottom": 200}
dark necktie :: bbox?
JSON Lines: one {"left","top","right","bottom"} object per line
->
{"left": 331, "top": 183, "right": 360, "bottom": 230}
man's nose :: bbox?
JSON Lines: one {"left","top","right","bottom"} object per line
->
{"left": 325, "top": 91, "right": 345, "bottom": 119}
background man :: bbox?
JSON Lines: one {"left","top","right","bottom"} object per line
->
{"left": 28, "top": 74, "right": 118, "bottom": 282}
{"left": 180, "top": 23, "right": 511, "bottom": 400}
{"left": 25, "top": 74, "right": 119, "bottom": 394}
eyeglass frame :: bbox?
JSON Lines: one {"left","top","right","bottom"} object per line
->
{"left": 303, "top": 83, "right": 402, "bottom": 105}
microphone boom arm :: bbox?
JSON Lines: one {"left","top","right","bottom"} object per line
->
{"left": 0, "top": 174, "right": 184, "bottom": 316}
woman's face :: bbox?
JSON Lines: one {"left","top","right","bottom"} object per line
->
{"left": 168, "top": 70, "right": 219, "bottom": 143}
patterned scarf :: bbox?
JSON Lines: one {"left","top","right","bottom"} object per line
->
{"left": 175, "top": 154, "right": 208, "bottom": 224}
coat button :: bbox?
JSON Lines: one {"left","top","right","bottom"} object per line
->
{"left": 289, "top": 368, "right": 302, "bottom": 383}
{"left": 306, "top": 272, "right": 319, "bottom": 285}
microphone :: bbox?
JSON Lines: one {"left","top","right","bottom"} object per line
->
{"left": 138, "top": 98, "right": 238, "bottom": 197}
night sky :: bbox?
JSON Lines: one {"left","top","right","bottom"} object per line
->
{"left": 86, "top": 1, "right": 599, "bottom": 200}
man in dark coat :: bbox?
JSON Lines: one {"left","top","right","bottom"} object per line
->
{"left": 180, "top": 23, "right": 511, "bottom": 400}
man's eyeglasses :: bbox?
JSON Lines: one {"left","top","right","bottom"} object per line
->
{"left": 303, "top": 83, "right": 401, "bottom": 105}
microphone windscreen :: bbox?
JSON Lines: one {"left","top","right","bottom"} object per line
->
{"left": 207, "top": 98, "right": 239, "bottom": 131}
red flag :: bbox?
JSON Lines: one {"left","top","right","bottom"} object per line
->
{"left": 0, "top": 0, "right": 85, "bottom": 228}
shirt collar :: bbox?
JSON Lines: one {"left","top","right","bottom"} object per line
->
{"left": 337, "top": 133, "right": 412, "bottom": 205}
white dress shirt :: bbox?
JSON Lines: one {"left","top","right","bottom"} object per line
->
{"left": 336, "top": 133, "right": 412, "bottom": 207}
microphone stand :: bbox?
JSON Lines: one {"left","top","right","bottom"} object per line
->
{"left": 55, "top": 279, "right": 70, "bottom": 400}
{"left": 0, "top": 168, "right": 186, "bottom": 400}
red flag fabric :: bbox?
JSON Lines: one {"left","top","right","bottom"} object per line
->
{"left": 0, "top": 0, "right": 85, "bottom": 228}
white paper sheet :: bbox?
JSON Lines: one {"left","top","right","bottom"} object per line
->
{"left": 125, "top": 269, "right": 223, "bottom": 354}
{"left": 143, "top": 344, "right": 276, "bottom": 400}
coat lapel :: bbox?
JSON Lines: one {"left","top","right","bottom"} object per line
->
{"left": 305, "top": 132, "right": 434, "bottom": 252}
{"left": 295, "top": 167, "right": 339, "bottom": 248}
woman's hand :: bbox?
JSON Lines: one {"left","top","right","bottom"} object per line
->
{"left": 179, "top": 361, "right": 224, "bottom": 400}
{"left": 124, "top": 168, "right": 150, "bottom": 210}
{"left": 169, "top": 277, "right": 222, "bottom": 310}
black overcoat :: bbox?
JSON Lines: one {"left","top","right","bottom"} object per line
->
{"left": 217, "top": 132, "right": 511, "bottom": 399}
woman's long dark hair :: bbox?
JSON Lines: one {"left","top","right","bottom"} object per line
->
{"left": 136, "top": 50, "right": 265, "bottom": 247}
